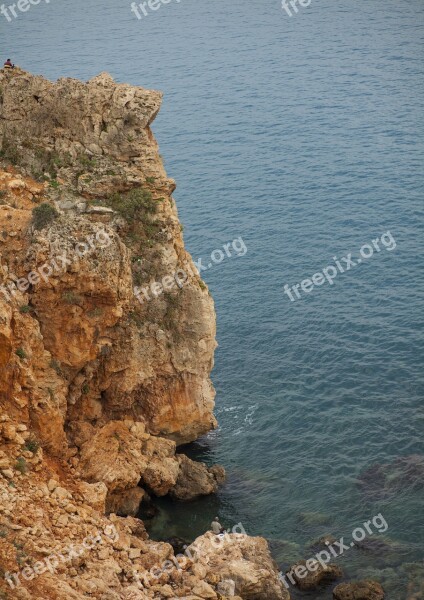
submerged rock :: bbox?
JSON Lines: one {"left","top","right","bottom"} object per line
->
{"left": 358, "top": 455, "right": 424, "bottom": 499}
{"left": 298, "top": 511, "right": 332, "bottom": 527}
{"left": 333, "top": 580, "right": 385, "bottom": 600}
{"left": 286, "top": 559, "right": 343, "bottom": 590}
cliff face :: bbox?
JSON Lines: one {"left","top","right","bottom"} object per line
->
{"left": 0, "top": 69, "right": 216, "bottom": 450}
{"left": 0, "top": 69, "right": 289, "bottom": 600}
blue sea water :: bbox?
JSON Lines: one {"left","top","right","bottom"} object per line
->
{"left": 3, "top": 0, "right": 424, "bottom": 596}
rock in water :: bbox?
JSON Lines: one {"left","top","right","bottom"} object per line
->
{"left": 286, "top": 559, "right": 343, "bottom": 590}
{"left": 333, "top": 580, "right": 385, "bottom": 599}
{"left": 170, "top": 454, "right": 226, "bottom": 501}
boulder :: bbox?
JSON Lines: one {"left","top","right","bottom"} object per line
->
{"left": 187, "top": 531, "right": 290, "bottom": 600}
{"left": 286, "top": 559, "right": 342, "bottom": 590}
{"left": 170, "top": 454, "right": 226, "bottom": 501}
{"left": 333, "top": 580, "right": 385, "bottom": 600}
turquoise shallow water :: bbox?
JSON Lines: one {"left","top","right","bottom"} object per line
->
{"left": 4, "top": 0, "right": 424, "bottom": 596}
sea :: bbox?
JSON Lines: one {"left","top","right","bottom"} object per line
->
{"left": 3, "top": 0, "right": 424, "bottom": 597}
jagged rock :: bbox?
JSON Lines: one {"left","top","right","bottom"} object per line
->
{"left": 170, "top": 454, "right": 226, "bottom": 501}
{"left": 188, "top": 532, "right": 290, "bottom": 600}
{"left": 286, "top": 559, "right": 343, "bottom": 590}
{"left": 333, "top": 580, "right": 385, "bottom": 599}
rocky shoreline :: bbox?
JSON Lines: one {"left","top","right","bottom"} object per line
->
{"left": 0, "top": 69, "right": 390, "bottom": 600}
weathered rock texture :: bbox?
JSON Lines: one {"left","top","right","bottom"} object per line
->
{"left": 187, "top": 532, "right": 291, "bottom": 600}
{"left": 0, "top": 67, "right": 217, "bottom": 447}
{"left": 333, "top": 580, "right": 385, "bottom": 600}
{"left": 0, "top": 69, "right": 288, "bottom": 600}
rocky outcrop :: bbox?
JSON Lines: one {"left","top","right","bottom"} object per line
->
{"left": 333, "top": 580, "right": 385, "bottom": 600}
{"left": 0, "top": 68, "right": 217, "bottom": 447}
{"left": 187, "top": 531, "right": 290, "bottom": 600}
{"left": 170, "top": 454, "right": 226, "bottom": 501}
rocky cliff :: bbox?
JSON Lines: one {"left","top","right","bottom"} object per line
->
{"left": 0, "top": 69, "right": 289, "bottom": 600}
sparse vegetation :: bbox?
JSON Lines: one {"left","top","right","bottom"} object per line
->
{"left": 32, "top": 203, "right": 59, "bottom": 230}
{"left": 50, "top": 359, "right": 63, "bottom": 376}
{"left": 95, "top": 187, "right": 163, "bottom": 249}
{"left": 107, "top": 187, "right": 159, "bottom": 220}
{"left": 77, "top": 153, "right": 97, "bottom": 170}
{"left": 24, "top": 438, "right": 39, "bottom": 454}
{"left": 63, "top": 291, "right": 82, "bottom": 305}
{"left": 19, "top": 305, "right": 32, "bottom": 314}
{"left": 0, "top": 136, "right": 21, "bottom": 165}
{"left": 14, "top": 457, "right": 27, "bottom": 474}
{"left": 15, "top": 348, "right": 26, "bottom": 360}
{"left": 33, "top": 148, "right": 71, "bottom": 179}
{"left": 87, "top": 307, "right": 103, "bottom": 318}
{"left": 81, "top": 384, "right": 90, "bottom": 395}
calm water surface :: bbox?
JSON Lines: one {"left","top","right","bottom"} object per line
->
{"left": 4, "top": 0, "right": 424, "bottom": 596}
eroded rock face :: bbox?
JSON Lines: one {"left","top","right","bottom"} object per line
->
{"left": 333, "top": 580, "right": 385, "bottom": 600}
{"left": 106, "top": 487, "right": 147, "bottom": 517}
{"left": 170, "top": 454, "right": 226, "bottom": 501}
{"left": 0, "top": 68, "right": 217, "bottom": 446}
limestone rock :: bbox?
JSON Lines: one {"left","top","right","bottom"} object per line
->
{"left": 333, "top": 580, "right": 385, "bottom": 600}
{"left": 188, "top": 531, "right": 290, "bottom": 600}
{"left": 0, "top": 68, "right": 217, "bottom": 447}
{"left": 79, "top": 481, "right": 108, "bottom": 512}
{"left": 170, "top": 454, "right": 226, "bottom": 501}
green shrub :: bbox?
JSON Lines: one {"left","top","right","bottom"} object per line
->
{"left": 32, "top": 203, "right": 58, "bottom": 230}
{"left": 14, "top": 457, "right": 27, "bottom": 474}
{"left": 24, "top": 438, "right": 39, "bottom": 453}
{"left": 19, "top": 305, "right": 32, "bottom": 314}
{"left": 108, "top": 187, "right": 159, "bottom": 221}
{"left": 15, "top": 348, "right": 26, "bottom": 359}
